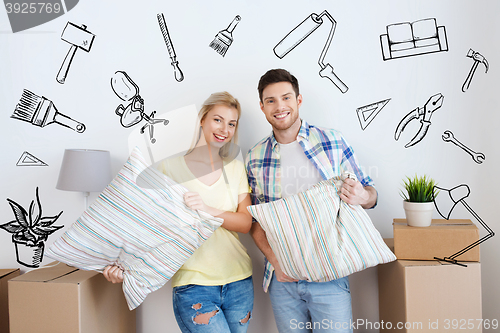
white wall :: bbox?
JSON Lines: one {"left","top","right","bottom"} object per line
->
{"left": 1, "top": 0, "right": 498, "bottom": 332}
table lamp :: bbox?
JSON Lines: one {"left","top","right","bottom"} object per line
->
{"left": 56, "top": 149, "right": 112, "bottom": 209}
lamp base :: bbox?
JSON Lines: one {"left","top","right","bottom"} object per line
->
{"left": 434, "top": 257, "right": 468, "bottom": 267}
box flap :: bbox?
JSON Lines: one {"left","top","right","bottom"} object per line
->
{"left": 394, "top": 218, "right": 473, "bottom": 226}
{"left": 11, "top": 262, "right": 78, "bottom": 282}
{"left": 0, "top": 268, "right": 19, "bottom": 279}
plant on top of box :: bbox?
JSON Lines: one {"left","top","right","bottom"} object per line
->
{"left": 0, "top": 187, "right": 63, "bottom": 268}
{"left": 401, "top": 175, "right": 438, "bottom": 227}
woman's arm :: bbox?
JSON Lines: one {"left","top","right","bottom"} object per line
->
{"left": 183, "top": 192, "right": 252, "bottom": 233}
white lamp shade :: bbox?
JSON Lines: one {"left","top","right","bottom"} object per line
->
{"left": 56, "top": 149, "right": 112, "bottom": 192}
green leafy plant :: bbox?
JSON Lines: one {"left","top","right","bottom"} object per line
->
{"left": 401, "top": 175, "right": 439, "bottom": 203}
{"left": 0, "top": 187, "right": 63, "bottom": 246}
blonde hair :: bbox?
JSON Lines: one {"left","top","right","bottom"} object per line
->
{"left": 188, "top": 91, "right": 241, "bottom": 160}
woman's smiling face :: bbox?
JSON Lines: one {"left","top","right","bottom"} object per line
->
{"left": 200, "top": 104, "right": 239, "bottom": 148}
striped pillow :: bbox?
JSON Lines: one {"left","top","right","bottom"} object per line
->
{"left": 46, "top": 147, "right": 223, "bottom": 310}
{"left": 247, "top": 177, "right": 395, "bottom": 282}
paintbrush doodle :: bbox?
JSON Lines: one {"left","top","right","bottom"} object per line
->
{"left": 17, "top": 151, "right": 48, "bottom": 167}
{"left": 442, "top": 130, "right": 485, "bottom": 164}
{"left": 380, "top": 18, "right": 448, "bottom": 61}
{"left": 11, "top": 89, "right": 86, "bottom": 133}
{"left": 157, "top": 13, "right": 184, "bottom": 82}
{"left": 273, "top": 10, "right": 348, "bottom": 93}
{"left": 462, "top": 49, "right": 489, "bottom": 92}
{"left": 111, "top": 71, "right": 169, "bottom": 144}
{"left": 209, "top": 15, "right": 241, "bottom": 57}
{"left": 56, "top": 22, "right": 95, "bottom": 84}
{"left": 356, "top": 99, "right": 391, "bottom": 130}
{"left": 0, "top": 187, "right": 63, "bottom": 268}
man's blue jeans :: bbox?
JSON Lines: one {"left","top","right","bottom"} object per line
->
{"left": 173, "top": 276, "right": 254, "bottom": 333}
{"left": 268, "top": 274, "right": 352, "bottom": 333}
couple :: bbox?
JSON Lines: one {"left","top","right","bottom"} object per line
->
{"left": 104, "top": 68, "right": 377, "bottom": 333}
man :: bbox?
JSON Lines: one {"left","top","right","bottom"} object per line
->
{"left": 245, "top": 69, "right": 377, "bottom": 333}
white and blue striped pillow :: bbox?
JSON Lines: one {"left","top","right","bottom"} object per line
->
{"left": 47, "top": 147, "right": 223, "bottom": 310}
{"left": 247, "top": 177, "right": 396, "bottom": 282}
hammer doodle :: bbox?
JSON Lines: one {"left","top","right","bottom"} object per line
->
{"left": 111, "top": 71, "right": 169, "bottom": 144}
{"left": 56, "top": 22, "right": 95, "bottom": 84}
{"left": 11, "top": 89, "right": 86, "bottom": 133}
{"left": 356, "top": 98, "right": 391, "bottom": 130}
{"left": 16, "top": 151, "right": 48, "bottom": 167}
{"left": 157, "top": 13, "right": 184, "bottom": 82}
{"left": 209, "top": 15, "right": 241, "bottom": 57}
{"left": 395, "top": 93, "right": 444, "bottom": 148}
{"left": 462, "top": 49, "right": 489, "bottom": 92}
{"left": 442, "top": 130, "right": 485, "bottom": 164}
{"left": 273, "top": 10, "right": 348, "bottom": 93}
{"left": 0, "top": 187, "right": 63, "bottom": 268}
{"left": 380, "top": 18, "right": 448, "bottom": 61}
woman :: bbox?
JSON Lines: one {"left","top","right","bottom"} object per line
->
{"left": 104, "top": 92, "right": 253, "bottom": 332}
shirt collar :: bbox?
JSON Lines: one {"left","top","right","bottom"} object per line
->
{"left": 269, "top": 119, "right": 310, "bottom": 150}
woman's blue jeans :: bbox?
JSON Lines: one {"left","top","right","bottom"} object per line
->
{"left": 268, "top": 274, "right": 352, "bottom": 333}
{"left": 173, "top": 276, "right": 254, "bottom": 333}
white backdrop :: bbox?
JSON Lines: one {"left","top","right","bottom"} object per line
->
{"left": 1, "top": 0, "right": 499, "bottom": 332}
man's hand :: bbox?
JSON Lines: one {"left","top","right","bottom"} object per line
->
{"left": 273, "top": 263, "right": 298, "bottom": 283}
{"left": 340, "top": 179, "right": 377, "bottom": 209}
{"left": 103, "top": 265, "right": 124, "bottom": 283}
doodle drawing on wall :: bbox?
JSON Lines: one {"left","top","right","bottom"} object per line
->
{"left": 0, "top": 187, "right": 63, "bottom": 268}
{"left": 17, "top": 152, "right": 48, "bottom": 167}
{"left": 274, "top": 10, "right": 348, "bottom": 93}
{"left": 209, "top": 15, "right": 241, "bottom": 57}
{"left": 462, "top": 49, "right": 489, "bottom": 92}
{"left": 11, "top": 89, "right": 86, "bottom": 133}
{"left": 395, "top": 93, "right": 444, "bottom": 148}
{"left": 157, "top": 13, "right": 184, "bottom": 82}
{"left": 380, "top": 18, "right": 448, "bottom": 61}
{"left": 442, "top": 130, "right": 485, "bottom": 164}
{"left": 111, "top": 71, "right": 169, "bottom": 144}
{"left": 356, "top": 98, "right": 391, "bottom": 130}
{"left": 56, "top": 22, "right": 95, "bottom": 84}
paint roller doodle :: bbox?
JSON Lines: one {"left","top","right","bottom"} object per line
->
{"left": 111, "top": 71, "right": 169, "bottom": 144}
{"left": 56, "top": 22, "right": 95, "bottom": 84}
{"left": 11, "top": 89, "right": 86, "bottom": 133}
{"left": 273, "top": 10, "right": 348, "bottom": 93}
{"left": 157, "top": 13, "right": 184, "bottom": 82}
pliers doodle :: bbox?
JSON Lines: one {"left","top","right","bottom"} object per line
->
{"left": 394, "top": 93, "right": 444, "bottom": 148}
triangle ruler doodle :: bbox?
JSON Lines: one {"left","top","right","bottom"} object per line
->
{"left": 16, "top": 151, "right": 48, "bottom": 166}
{"left": 356, "top": 98, "right": 391, "bottom": 130}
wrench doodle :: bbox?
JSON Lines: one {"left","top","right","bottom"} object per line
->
{"left": 442, "top": 130, "right": 485, "bottom": 164}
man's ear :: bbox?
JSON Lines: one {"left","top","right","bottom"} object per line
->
{"left": 260, "top": 101, "right": 264, "bottom": 112}
{"left": 297, "top": 94, "right": 303, "bottom": 108}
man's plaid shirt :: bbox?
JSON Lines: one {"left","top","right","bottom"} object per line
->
{"left": 245, "top": 120, "right": 375, "bottom": 291}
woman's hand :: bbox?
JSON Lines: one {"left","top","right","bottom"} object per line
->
{"left": 184, "top": 192, "right": 209, "bottom": 212}
{"left": 103, "top": 265, "right": 124, "bottom": 283}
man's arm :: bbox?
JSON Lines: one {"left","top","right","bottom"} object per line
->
{"left": 250, "top": 222, "right": 298, "bottom": 282}
{"left": 340, "top": 179, "right": 377, "bottom": 209}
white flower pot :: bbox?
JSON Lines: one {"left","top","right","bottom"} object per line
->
{"left": 403, "top": 201, "right": 434, "bottom": 227}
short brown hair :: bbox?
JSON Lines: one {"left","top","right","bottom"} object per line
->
{"left": 258, "top": 69, "right": 300, "bottom": 102}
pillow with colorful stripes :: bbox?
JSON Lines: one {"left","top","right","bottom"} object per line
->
{"left": 46, "top": 147, "right": 223, "bottom": 310}
{"left": 247, "top": 177, "right": 396, "bottom": 282}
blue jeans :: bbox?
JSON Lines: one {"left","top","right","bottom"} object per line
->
{"left": 268, "top": 274, "right": 352, "bottom": 333}
{"left": 173, "top": 276, "right": 254, "bottom": 333}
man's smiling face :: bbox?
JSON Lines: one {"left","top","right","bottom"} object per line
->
{"left": 260, "top": 81, "right": 302, "bottom": 132}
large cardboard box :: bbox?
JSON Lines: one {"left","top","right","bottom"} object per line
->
{"left": 378, "top": 240, "right": 482, "bottom": 332}
{"left": 9, "top": 262, "right": 135, "bottom": 333}
{"left": 393, "top": 218, "right": 479, "bottom": 262}
{"left": 1, "top": 268, "right": 20, "bottom": 333}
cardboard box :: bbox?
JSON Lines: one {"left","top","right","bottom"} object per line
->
{"left": 9, "top": 262, "right": 135, "bottom": 333}
{"left": 393, "top": 218, "right": 479, "bottom": 262}
{"left": 1, "top": 268, "right": 20, "bottom": 333}
{"left": 378, "top": 240, "right": 482, "bottom": 333}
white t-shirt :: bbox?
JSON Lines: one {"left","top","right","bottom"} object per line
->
{"left": 279, "top": 140, "right": 323, "bottom": 198}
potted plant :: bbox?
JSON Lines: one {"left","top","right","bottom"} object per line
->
{"left": 0, "top": 187, "right": 63, "bottom": 267}
{"left": 401, "top": 175, "right": 438, "bottom": 227}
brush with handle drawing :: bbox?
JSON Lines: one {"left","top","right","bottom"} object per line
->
{"left": 157, "top": 13, "right": 184, "bottom": 82}
{"left": 209, "top": 15, "right": 241, "bottom": 57}
{"left": 11, "top": 90, "right": 86, "bottom": 133}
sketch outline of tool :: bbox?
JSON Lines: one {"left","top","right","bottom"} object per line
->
{"left": 273, "top": 10, "right": 348, "bottom": 93}
{"left": 11, "top": 89, "right": 86, "bottom": 133}
{"left": 395, "top": 93, "right": 444, "bottom": 148}
{"left": 356, "top": 98, "right": 391, "bottom": 130}
{"left": 157, "top": 13, "right": 184, "bottom": 82}
{"left": 442, "top": 130, "right": 485, "bottom": 164}
{"left": 209, "top": 15, "right": 241, "bottom": 57}
{"left": 462, "top": 49, "right": 488, "bottom": 92}
{"left": 17, "top": 152, "right": 48, "bottom": 167}
{"left": 56, "top": 22, "right": 95, "bottom": 84}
